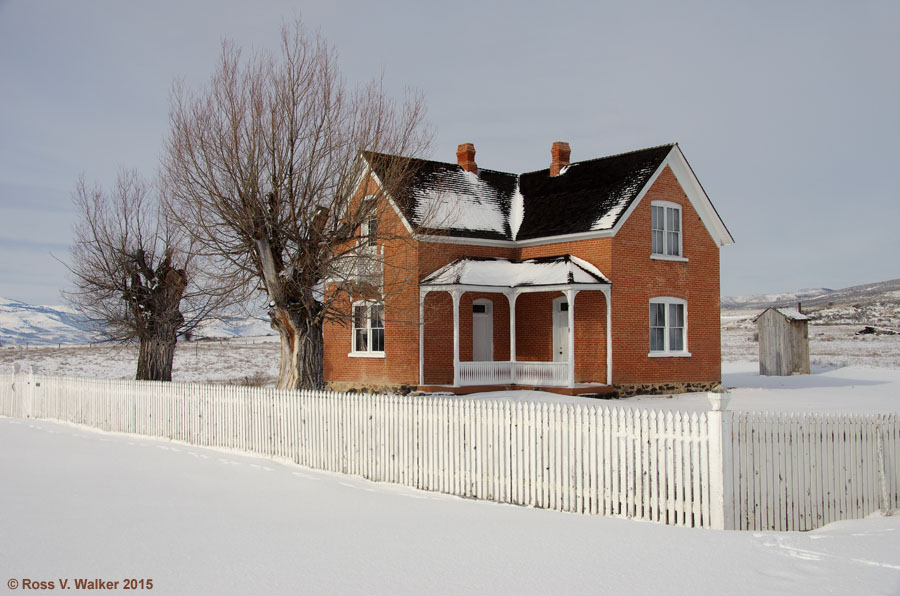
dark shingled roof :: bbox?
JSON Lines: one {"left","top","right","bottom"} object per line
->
{"left": 363, "top": 143, "right": 675, "bottom": 242}
{"left": 364, "top": 152, "right": 517, "bottom": 240}
{"left": 516, "top": 144, "right": 674, "bottom": 240}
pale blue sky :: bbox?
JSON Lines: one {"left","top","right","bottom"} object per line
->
{"left": 1, "top": 0, "right": 897, "bottom": 304}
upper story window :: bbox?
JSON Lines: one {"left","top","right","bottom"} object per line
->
{"left": 359, "top": 198, "right": 378, "bottom": 248}
{"left": 649, "top": 297, "right": 689, "bottom": 357}
{"left": 651, "top": 201, "right": 682, "bottom": 258}
{"left": 352, "top": 301, "right": 384, "bottom": 355}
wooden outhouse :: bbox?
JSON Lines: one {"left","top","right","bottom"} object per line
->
{"left": 753, "top": 307, "right": 810, "bottom": 376}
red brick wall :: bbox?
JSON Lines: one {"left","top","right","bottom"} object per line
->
{"left": 322, "top": 176, "right": 421, "bottom": 387}
{"left": 609, "top": 166, "right": 721, "bottom": 385}
{"left": 422, "top": 291, "right": 453, "bottom": 385}
{"left": 518, "top": 237, "right": 612, "bottom": 275}
{"left": 514, "top": 292, "right": 556, "bottom": 362}
{"left": 574, "top": 291, "right": 608, "bottom": 384}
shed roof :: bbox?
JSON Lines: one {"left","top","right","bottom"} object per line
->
{"left": 753, "top": 307, "right": 811, "bottom": 322}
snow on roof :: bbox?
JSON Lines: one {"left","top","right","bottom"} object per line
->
{"left": 753, "top": 307, "right": 811, "bottom": 322}
{"left": 421, "top": 255, "right": 610, "bottom": 288}
{"left": 413, "top": 169, "right": 507, "bottom": 235}
{"left": 509, "top": 181, "right": 524, "bottom": 240}
{"left": 775, "top": 308, "right": 810, "bottom": 321}
{"left": 363, "top": 144, "right": 683, "bottom": 243}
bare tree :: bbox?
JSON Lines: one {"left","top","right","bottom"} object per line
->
{"left": 64, "top": 169, "right": 224, "bottom": 381}
{"left": 163, "top": 21, "right": 431, "bottom": 389}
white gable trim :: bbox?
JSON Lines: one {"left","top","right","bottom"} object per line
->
{"left": 606, "top": 156, "right": 670, "bottom": 237}
{"left": 356, "top": 154, "right": 416, "bottom": 236}
{"left": 656, "top": 145, "right": 734, "bottom": 247}
{"left": 606, "top": 145, "right": 735, "bottom": 247}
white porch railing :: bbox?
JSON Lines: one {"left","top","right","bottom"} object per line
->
{"left": 457, "top": 361, "right": 570, "bottom": 387}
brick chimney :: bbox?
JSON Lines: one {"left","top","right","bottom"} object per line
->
{"left": 456, "top": 143, "right": 477, "bottom": 174}
{"left": 550, "top": 141, "right": 571, "bottom": 176}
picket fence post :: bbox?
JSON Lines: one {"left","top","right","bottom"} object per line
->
{"left": 26, "top": 365, "right": 38, "bottom": 419}
{"left": 9, "top": 364, "right": 21, "bottom": 417}
{"left": 707, "top": 391, "right": 735, "bottom": 530}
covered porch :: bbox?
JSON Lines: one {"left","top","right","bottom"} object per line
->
{"left": 418, "top": 256, "right": 612, "bottom": 392}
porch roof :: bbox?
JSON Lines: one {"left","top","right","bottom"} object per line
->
{"left": 420, "top": 255, "right": 610, "bottom": 289}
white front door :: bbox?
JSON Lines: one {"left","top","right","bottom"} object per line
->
{"left": 552, "top": 297, "right": 569, "bottom": 362}
{"left": 473, "top": 299, "right": 493, "bottom": 361}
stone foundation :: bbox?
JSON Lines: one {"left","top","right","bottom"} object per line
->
{"left": 327, "top": 380, "right": 721, "bottom": 399}
{"left": 326, "top": 381, "right": 416, "bottom": 395}
{"left": 613, "top": 381, "right": 721, "bottom": 398}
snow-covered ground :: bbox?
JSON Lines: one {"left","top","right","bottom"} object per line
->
{"left": 461, "top": 362, "right": 900, "bottom": 413}
{"left": 2, "top": 417, "right": 899, "bottom": 596}
{"left": 0, "top": 337, "right": 280, "bottom": 385}
{"left": 2, "top": 317, "right": 898, "bottom": 387}
{"left": 723, "top": 309, "right": 900, "bottom": 370}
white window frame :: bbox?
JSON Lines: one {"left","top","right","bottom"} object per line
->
{"left": 359, "top": 196, "right": 379, "bottom": 252}
{"left": 350, "top": 300, "right": 385, "bottom": 358}
{"left": 650, "top": 201, "right": 687, "bottom": 261}
{"left": 648, "top": 297, "right": 690, "bottom": 357}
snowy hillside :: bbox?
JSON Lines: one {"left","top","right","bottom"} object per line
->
{"left": 0, "top": 298, "right": 95, "bottom": 345}
{"left": 191, "top": 315, "right": 274, "bottom": 339}
{"left": 0, "top": 297, "right": 273, "bottom": 346}
{"left": 721, "top": 287, "right": 831, "bottom": 310}
{"left": 723, "top": 278, "right": 900, "bottom": 311}
{"left": 723, "top": 278, "right": 900, "bottom": 338}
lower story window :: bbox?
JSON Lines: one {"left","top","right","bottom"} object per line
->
{"left": 353, "top": 302, "right": 384, "bottom": 354}
{"left": 650, "top": 298, "right": 687, "bottom": 355}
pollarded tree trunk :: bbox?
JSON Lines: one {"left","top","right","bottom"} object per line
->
{"left": 136, "top": 333, "right": 178, "bottom": 382}
{"left": 131, "top": 265, "right": 187, "bottom": 382}
{"left": 271, "top": 306, "right": 324, "bottom": 390}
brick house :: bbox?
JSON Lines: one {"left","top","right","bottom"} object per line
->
{"left": 323, "top": 142, "right": 733, "bottom": 396}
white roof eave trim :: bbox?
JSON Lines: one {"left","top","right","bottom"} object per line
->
{"left": 358, "top": 153, "right": 415, "bottom": 236}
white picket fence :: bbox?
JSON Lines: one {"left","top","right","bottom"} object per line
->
{"left": 1, "top": 369, "right": 897, "bottom": 531}
{"left": 730, "top": 411, "right": 899, "bottom": 530}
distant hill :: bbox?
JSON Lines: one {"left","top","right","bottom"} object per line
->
{"left": 723, "top": 279, "right": 900, "bottom": 331}
{"left": 0, "top": 298, "right": 95, "bottom": 345}
{"left": 721, "top": 288, "right": 832, "bottom": 310}
{"left": 0, "top": 297, "right": 273, "bottom": 346}
{"left": 723, "top": 279, "right": 900, "bottom": 311}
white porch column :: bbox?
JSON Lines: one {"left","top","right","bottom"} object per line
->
{"left": 419, "top": 289, "right": 428, "bottom": 386}
{"left": 505, "top": 291, "right": 518, "bottom": 384}
{"left": 564, "top": 289, "right": 580, "bottom": 388}
{"left": 451, "top": 289, "right": 462, "bottom": 386}
{"left": 603, "top": 287, "right": 612, "bottom": 386}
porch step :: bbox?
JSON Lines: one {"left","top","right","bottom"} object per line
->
{"left": 416, "top": 384, "right": 617, "bottom": 398}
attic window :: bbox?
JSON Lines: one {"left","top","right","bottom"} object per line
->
{"left": 360, "top": 198, "right": 378, "bottom": 248}
{"left": 651, "top": 202, "right": 682, "bottom": 257}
